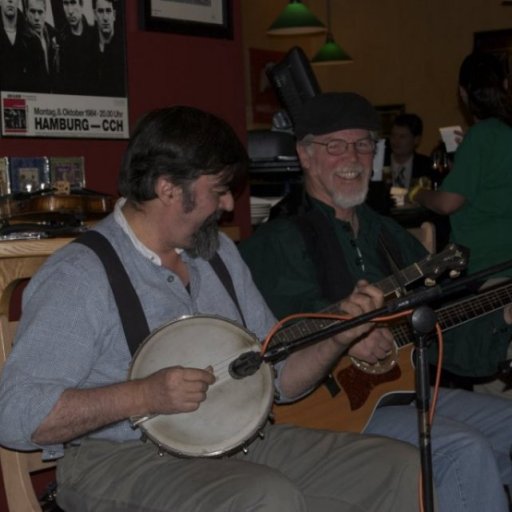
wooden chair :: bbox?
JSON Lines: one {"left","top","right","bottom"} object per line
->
{"left": 0, "top": 237, "right": 72, "bottom": 512}
{"left": 407, "top": 221, "right": 436, "bottom": 254}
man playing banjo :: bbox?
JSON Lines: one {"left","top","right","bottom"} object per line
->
{"left": 0, "top": 106, "right": 421, "bottom": 511}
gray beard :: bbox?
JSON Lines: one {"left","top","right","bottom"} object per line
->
{"left": 186, "top": 213, "right": 220, "bottom": 260}
{"left": 332, "top": 181, "right": 369, "bottom": 209}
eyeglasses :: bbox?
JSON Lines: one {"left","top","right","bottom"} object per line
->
{"left": 310, "top": 137, "right": 376, "bottom": 156}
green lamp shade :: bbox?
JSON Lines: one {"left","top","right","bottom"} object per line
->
{"left": 267, "top": 1, "right": 327, "bottom": 36}
{"left": 312, "top": 34, "right": 352, "bottom": 65}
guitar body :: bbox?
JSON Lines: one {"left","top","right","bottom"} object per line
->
{"left": 269, "top": 244, "right": 468, "bottom": 433}
{"left": 273, "top": 344, "right": 416, "bottom": 432}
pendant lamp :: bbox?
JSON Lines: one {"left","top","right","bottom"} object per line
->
{"left": 312, "top": 0, "right": 352, "bottom": 65}
{"left": 267, "top": 0, "right": 327, "bottom": 36}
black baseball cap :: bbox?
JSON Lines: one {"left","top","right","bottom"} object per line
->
{"left": 294, "top": 92, "right": 380, "bottom": 139}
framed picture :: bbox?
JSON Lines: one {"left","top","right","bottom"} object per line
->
{"left": 9, "top": 157, "right": 50, "bottom": 194}
{"left": 0, "top": 1, "right": 129, "bottom": 139}
{"left": 50, "top": 157, "right": 86, "bottom": 190}
{"left": 140, "top": 0, "right": 232, "bottom": 39}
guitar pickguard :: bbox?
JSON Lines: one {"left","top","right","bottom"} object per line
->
{"left": 273, "top": 345, "right": 416, "bottom": 433}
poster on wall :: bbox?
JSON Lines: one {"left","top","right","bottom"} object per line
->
{"left": 0, "top": 0, "right": 129, "bottom": 139}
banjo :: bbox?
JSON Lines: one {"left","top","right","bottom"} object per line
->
{"left": 128, "top": 315, "right": 274, "bottom": 458}
{"left": 127, "top": 244, "right": 467, "bottom": 458}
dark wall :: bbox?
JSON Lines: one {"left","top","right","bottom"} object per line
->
{"left": 0, "top": 1, "right": 250, "bottom": 236}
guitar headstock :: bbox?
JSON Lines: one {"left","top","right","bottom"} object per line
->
{"left": 420, "top": 243, "right": 469, "bottom": 285}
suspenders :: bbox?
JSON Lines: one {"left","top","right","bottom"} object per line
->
{"left": 74, "top": 230, "right": 245, "bottom": 355}
{"left": 74, "top": 231, "right": 150, "bottom": 355}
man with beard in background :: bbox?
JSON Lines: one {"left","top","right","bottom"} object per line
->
{"left": 239, "top": 92, "right": 512, "bottom": 512}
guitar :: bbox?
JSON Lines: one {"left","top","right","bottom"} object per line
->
{"left": 273, "top": 278, "right": 512, "bottom": 433}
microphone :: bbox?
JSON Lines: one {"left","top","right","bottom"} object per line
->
{"left": 229, "top": 351, "right": 262, "bottom": 379}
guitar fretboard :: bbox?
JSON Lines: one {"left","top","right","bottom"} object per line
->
{"left": 392, "top": 281, "right": 512, "bottom": 348}
{"left": 270, "top": 279, "right": 397, "bottom": 348}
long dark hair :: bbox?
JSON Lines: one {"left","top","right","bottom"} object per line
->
{"left": 458, "top": 52, "right": 512, "bottom": 126}
{"left": 118, "top": 106, "right": 248, "bottom": 202}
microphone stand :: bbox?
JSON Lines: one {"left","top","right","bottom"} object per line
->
{"left": 410, "top": 305, "right": 437, "bottom": 512}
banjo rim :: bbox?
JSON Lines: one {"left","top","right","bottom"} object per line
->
{"left": 127, "top": 314, "right": 274, "bottom": 458}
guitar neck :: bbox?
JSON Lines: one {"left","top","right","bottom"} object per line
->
{"left": 392, "top": 281, "right": 512, "bottom": 347}
{"left": 270, "top": 260, "right": 432, "bottom": 347}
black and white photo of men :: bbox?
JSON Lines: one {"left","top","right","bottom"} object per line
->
{"left": 0, "top": 0, "right": 126, "bottom": 97}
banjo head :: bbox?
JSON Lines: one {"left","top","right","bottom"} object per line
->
{"left": 128, "top": 315, "right": 274, "bottom": 458}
